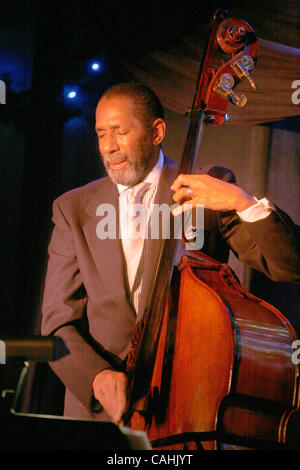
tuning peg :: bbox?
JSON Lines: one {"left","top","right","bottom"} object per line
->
{"left": 231, "top": 55, "right": 257, "bottom": 90}
{"left": 230, "top": 90, "right": 247, "bottom": 107}
{"left": 214, "top": 73, "right": 247, "bottom": 107}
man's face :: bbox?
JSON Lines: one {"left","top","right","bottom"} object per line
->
{"left": 95, "top": 95, "right": 157, "bottom": 186}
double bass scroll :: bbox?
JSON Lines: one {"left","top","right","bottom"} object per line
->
{"left": 191, "top": 8, "right": 259, "bottom": 126}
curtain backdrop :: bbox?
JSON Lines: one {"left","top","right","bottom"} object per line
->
{"left": 117, "top": 38, "right": 300, "bottom": 126}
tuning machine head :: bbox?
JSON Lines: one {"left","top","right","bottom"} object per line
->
{"left": 231, "top": 54, "right": 257, "bottom": 90}
{"left": 214, "top": 72, "right": 247, "bottom": 107}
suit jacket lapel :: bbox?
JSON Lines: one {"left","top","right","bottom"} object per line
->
{"left": 83, "top": 177, "right": 131, "bottom": 306}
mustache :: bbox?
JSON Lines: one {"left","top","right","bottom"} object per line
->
{"left": 102, "top": 154, "right": 128, "bottom": 165}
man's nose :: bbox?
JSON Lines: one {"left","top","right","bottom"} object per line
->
{"left": 101, "top": 133, "right": 120, "bottom": 153}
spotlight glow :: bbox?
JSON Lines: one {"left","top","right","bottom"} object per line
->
{"left": 91, "top": 62, "right": 100, "bottom": 71}
{"left": 67, "top": 90, "right": 77, "bottom": 99}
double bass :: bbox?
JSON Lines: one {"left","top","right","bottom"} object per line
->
{"left": 123, "top": 9, "right": 300, "bottom": 450}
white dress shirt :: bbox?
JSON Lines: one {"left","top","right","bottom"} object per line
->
{"left": 118, "top": 150, "right": 164, "bottom": 312}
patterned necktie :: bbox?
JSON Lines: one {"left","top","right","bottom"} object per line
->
{"left": 121, "top": 182, "right": 150, "bottom": 292}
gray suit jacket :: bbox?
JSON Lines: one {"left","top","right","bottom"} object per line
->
{"left": 41, "top": 157, "right": 300, "bottom": 420}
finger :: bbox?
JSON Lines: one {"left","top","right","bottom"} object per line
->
{"left": 112, "top": 399, "right": 126, "bottom": 426}
{"left": 113, "top": 374, "right": 128, "bottom": 424}
{"left": 116, "top": 416, "right": 125, "bottom": 427}
{"left": 172, "top": 187, "right": 193, "bottom": 205}
{"left": 171, "top": 174, "right": 193, "bottom": 191}
{"left": 108, "top": 395, "right": 126, "bottom": 425}
{"left": 112, "top": 411, "right": 124, "bottom": 426}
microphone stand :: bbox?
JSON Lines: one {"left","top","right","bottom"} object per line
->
{"left": 0, "top": 336, "right": 68, "bottom": 414}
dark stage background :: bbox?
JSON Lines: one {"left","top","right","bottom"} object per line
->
{"left": 0, "top": 0, "right": 299, "bottom": 417}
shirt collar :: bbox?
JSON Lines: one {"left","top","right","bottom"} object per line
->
{"left": 117, "top": 149, "right": 164, "bottom": 194}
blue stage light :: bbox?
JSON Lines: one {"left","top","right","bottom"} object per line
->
{"left": 91, "top": 62, "right": 100, "bottom": 71}
{"left": 89, "top": 59, "right": 104, "bottom": 73}
{"left": 67, "top": 90, "right": 77, "bottom": 99}
{"left": 62, "top": 85, "right": 79, "bottom": 102}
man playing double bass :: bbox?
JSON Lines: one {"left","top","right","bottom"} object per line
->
{"left": 41, "top": 81, "right": 300, "bottom": 426}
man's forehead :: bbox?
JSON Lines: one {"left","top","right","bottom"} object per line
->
{"left": 96, "top": 94, "right": 135, "bottom": 114}
{"left": 95, "top": 95, "right": 142, "bottom": 129}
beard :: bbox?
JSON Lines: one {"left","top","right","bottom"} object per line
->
{"left": 103, "top": 155, "right": 151, "bottom": 186}
{"left": 101, "top": 134, "right": 156, "bottom": 187}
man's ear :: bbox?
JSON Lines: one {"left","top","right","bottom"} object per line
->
{"left": 152, "top": 118, "right": 166, "bottom": 146}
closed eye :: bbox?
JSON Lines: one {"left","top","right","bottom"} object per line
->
{"left": 117, "top": 130, "right": 129, "bottom": 135}
{"left": 95, "top": 127, "right": 129, "bottom": 137}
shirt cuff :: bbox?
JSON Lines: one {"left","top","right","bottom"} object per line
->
{"left": 236, "top": 197, "right": 273, "bottom": 222}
